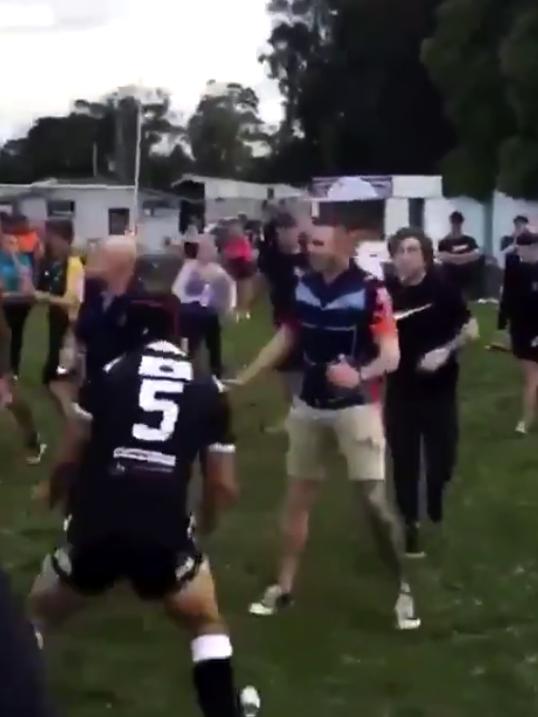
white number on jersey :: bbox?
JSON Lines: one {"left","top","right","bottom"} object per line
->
{"left": 132, "top": 354, "right": 191, "bottom": 443}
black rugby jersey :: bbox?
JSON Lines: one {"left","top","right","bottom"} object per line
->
{"left": 71, "top": 340, "right": 234, "bottom": 545}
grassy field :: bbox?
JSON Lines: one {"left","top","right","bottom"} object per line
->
{"left": 1, "top": 304, "right": 538, "bottom": 717}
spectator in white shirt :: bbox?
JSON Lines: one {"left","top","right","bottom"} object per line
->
{"left": 172, "top": 235, "right": 235, "bottom": 377}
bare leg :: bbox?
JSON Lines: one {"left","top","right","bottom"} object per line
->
{"left": 353, "top": 481, "right": 420, "bottom": 629}
{"left": 164, "top": 563, "right": 245, "bottom": 717}
{"left": 276, "top": 479, "right": 321, "bottom": 594}
{"left": 353, "top": 481, "right": 405, "bottom": 593}
{"left": 28, "top": 555, "right": 87, "bottom": 638}
{"left": 520, "top": 360, "right": 538, "bottom": 429}
{"left": 48, "top": 379, "right": 76, "bottom": 420}
{"left": 8, "top": 385, "right": 41, "bottom": 453}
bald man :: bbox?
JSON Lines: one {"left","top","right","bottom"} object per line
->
{"left": 76, "top": 237, "right": 144, "bottom": 382}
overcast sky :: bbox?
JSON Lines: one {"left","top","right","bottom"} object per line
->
{"left": 0, "top": 0, "right": 282, "bottom": 141}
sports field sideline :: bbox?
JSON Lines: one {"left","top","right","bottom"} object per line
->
{"left": 1, "top": 304, "right": 537, "bottom": 717}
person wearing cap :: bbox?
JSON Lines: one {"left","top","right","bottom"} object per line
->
{"left": 498, "top": 230, "right": 538, "bottom": 435}
{"left": 438, "top": 211, "right": 483, "bottom": 299}
{"left": 256, "top": 212, "right": 309, "bottom": 432}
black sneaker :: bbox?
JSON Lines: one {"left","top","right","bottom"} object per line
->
{"left": 405, "top": 523, "right": 426, "bottom": 559}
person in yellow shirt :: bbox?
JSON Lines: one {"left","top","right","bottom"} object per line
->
{"left": 35, "top": 220, "right": 84, "bottom": 418}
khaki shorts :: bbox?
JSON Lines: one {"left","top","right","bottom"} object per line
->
{"left": 286, "top": 399, "right": 385, "bottom": 482}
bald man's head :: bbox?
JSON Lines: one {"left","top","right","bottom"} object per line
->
{"left": 101, "top": 236, "right": 138, "bottom": 288}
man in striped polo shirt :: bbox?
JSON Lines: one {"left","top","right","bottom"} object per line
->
{"left": 235, "top": 220, "right": 420, "bottom": 630}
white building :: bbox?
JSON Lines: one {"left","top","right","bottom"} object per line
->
{"left": 312, "top": 175, "right": 538, "bottom": 262}
{"left": 173, "top": 174, "right": 306, "bottom": 225}
{"left": 0, "top": 179, "right": 181, "bottom": 253}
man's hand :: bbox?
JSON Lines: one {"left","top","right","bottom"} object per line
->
{"left": 222, "top": 376, "right": 245, "bottom": 390}
{"left": 419, "top": 347, "right": 451, "bottom": 373}
{"left": 326, "top": 357, "right": 361, "bottom": 390}
{"left": 34, "top": 291, "right": 51, "bottom": 304}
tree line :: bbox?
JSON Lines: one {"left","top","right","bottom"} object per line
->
{"left": 1, "top": 0, "right": 538, "bottom": 199}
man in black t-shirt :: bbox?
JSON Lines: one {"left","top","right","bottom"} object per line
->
{"left": 438, "top": 211, "right": 484, "bottom": 299}
{"left": 257, "top": 212, "right": 309, "bottom": 431}
{"left": 386, "top": 228, "right": 477, "bottom": 557}
{"left": 29, "top": 303, "right": 259, "bottom": 717}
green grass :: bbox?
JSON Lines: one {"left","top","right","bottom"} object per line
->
{"left": 1, "top": 304, "right": 537, "bottom": 717}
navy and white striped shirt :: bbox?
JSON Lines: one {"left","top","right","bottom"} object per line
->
{"left": 288, "top": 262, "right": 396, "bottom": 409}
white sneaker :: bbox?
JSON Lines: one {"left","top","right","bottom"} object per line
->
{"left": 34, "top": 627, "right": 44, "bottom": 650}
{"left": 26, "top": 443, "right": 47, "bottom": 466}
{"left": 395, "top": 585, "right": 421, "bottom": 631}
{"left": 515, "top": 421, "right": 528, "bottom": 436}
{"left": 249, "top": 584, "right": 292, "bottom": 617}
{"left": 240, "top": 686, "right": 261, "bottom": 716}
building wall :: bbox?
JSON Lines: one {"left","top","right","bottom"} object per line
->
{"left": 423, "top": 196, "right": 486, "bottom": 248}
{"left": 384, "top": 199, "right": 409, "bottom": 236}
{"left": 14, "top": 187, "right": 180, "bottom": 253}
{"left": 205, "top": 198, "right": 263, "bottom": 223}
{"left": 138, "top": 211, "right": 180, "bottom": 253}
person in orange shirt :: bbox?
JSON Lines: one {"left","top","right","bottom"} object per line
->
{"left": 11, "top": 215, "right": 44, "bottom": 271}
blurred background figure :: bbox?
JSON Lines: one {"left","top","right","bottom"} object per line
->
{"left": 500, "top": 215, "right": 529, "bottom": 254}
{"left": 256, "top": 212, "right": 308, "bottom": 432}
{"left": 10, "top": 214, "right": 43, "bottom": 275}
{"left": 183, "top": 221, "right": 202, "bottom": 260}
{"left": 173, "top": 234, "right": 235, "bottom": 377}
{"left": 0, "top": 230, "right": 35, "bottom": 378}
{"left": 499, "top": 231, "right": 538, "bottom": 435}
{"left": 489, "top": 215, "right": 530, "bottom": 352}
{"left": 222, "top": 220, "right": 256, "bottom": 320}
{"left": 438, "top": 211, "right": 484, "bottom": 300}
{"left": 0, "top": 288, "right": 45, "bottom": 465}
{"left": 35, "top": 220, "right": 84, "bottom": 419}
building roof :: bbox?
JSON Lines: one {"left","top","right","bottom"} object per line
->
{"left": 172, "top": 174, "right": 306, "bottom": 200}
{"left": 0, "top": 180, "right": 180, "bottom": 206}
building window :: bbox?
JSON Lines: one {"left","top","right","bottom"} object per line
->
{"left": 409, "top": 198, "right": 425, "bottom": 229}
{"left": 47, "top": 200, "right": 75, "bottom": 218}
{"left": 108, "top": 208, "right": 130, "bottom": 235}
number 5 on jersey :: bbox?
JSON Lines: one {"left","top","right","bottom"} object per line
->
{"left": 132, "top": 354, "right": 191, "bottom": 443}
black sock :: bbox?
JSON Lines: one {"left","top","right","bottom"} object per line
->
{"left": 193, "top": 658, "right": 240, "bottom": 717}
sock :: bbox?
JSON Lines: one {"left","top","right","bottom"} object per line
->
{"left": 192, "top": 635, "right": 240, "bottom": 717}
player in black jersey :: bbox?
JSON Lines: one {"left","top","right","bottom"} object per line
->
{"left": 29, "top": 302, "right": 260, "bottom": 717}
